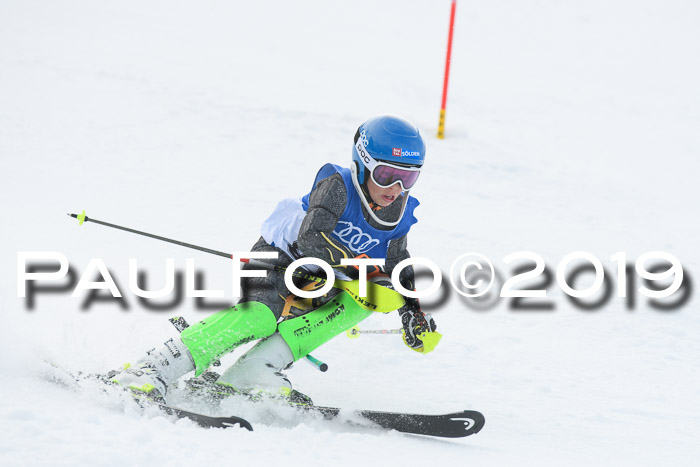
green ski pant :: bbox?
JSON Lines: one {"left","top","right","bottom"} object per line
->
{"left": 180, "top": 291, "right": 372, "bottom": 376}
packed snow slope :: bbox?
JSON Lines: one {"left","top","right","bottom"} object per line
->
{"left": 1, "top": 1, "right": 699, "bottom": 466}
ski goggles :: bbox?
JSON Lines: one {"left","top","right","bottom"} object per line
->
{"left": 355, "top": 137, "right": 421, "bottom": 190}
{"left": 370, "top": 163, "right": 421, "bottom": 190}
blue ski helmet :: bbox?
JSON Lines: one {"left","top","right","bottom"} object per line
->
{"left": 350, "top": 115, "right": 426, "bottom": 227}
{"left": 351, "top": 115, "right": 426, "bottom": 187}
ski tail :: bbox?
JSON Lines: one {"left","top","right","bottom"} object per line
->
{"left": 40, "top": 359, "right": 253, "bottom": 431}
{"left": 155, "top": 404, "right": 253, "bottom": 431}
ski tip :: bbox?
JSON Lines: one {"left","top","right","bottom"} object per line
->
{"left": 459, "top": 410, "right": 486, "bottom": 435}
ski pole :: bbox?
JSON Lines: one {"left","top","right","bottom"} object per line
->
{"left": 67, "top": 211, "right": 329, "bottom": 285}
{"left": 304, "top": 353, "right": 328, "bottom": 372}
{"left": 346, "top": 326, "right": 404, "bottom": 339}
{"left": 67, "top": 210, "right": 405, "bottom": 314}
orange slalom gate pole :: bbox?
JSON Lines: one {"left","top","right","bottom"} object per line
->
{"left": 437, "top": 0, "right": 457, "bottom": 139}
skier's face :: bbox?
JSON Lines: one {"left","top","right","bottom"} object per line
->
{"left": 367, "top": 178, "right": 403, "bottom": 207}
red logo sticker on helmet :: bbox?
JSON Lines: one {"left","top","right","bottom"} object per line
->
{"left": 392, "top": 148, "right": 402, "bottom": 157}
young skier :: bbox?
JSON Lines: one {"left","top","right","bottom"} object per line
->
{"left": 111, "top": 115, "right": 440, "bottom": 403}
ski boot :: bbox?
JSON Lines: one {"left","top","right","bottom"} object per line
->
{"left": 106, "top": 362, "right": 167, "bottom": 403}
{"left": 278, "top": 387, "right": 314, "bottom": 407}
{"left": 109, "top": 337, "right": 195, "bottom": 403}
{"left": 184, "top": 371, "right": 247, "bottom": 402}
{"left": 215, "top": 332, "right": 314, "bottom": 407}
{"left": 185, "top": 374, "right": 314, "bottom": 407}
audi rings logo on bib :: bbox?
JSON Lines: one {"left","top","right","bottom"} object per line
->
{"left": 333, "top": 221, "right": 380, "bottom": 254}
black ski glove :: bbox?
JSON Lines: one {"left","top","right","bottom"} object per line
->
{"left": 369, "top": 275, "right": 442, "bottom": 353}
{"left": 399, "top": 298, "right": 440, "bottom": 353}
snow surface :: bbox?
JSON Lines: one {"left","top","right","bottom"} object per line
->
{"left": 1, "top": 0, "right": 699, "bottom": 465}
